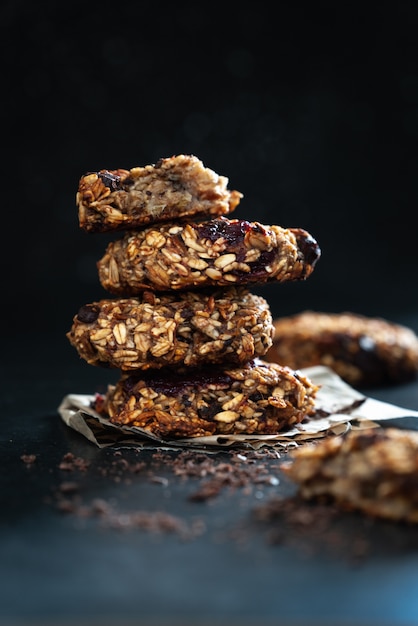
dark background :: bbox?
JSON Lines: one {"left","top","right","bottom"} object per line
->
{"left": 3, "top": 0, "right": 418, "bottom": 340}
{"left": 2, "top": 7, "right": 418, "bottom": 625}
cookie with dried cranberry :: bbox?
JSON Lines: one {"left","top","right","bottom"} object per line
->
{"left": 282, "top": 427, "right": 418, "bottom": 523}
{"left": 97, "top": 217, "right": 321, "bottom": 295}
{"left": 95, "top": 359, "right": 319, "bottom": 439}
{"left": 77, "top": 154, "right": 242, "bottom": 233}
{"left": 265, "top": 311, "right": 418, "bottom": 387}
{"left": 67, "top": 287, "right": 274, "bottom": 371}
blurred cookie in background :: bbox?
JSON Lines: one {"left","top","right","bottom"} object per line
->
{"left": 265, "top": 311, "right": 418, "bottom": 388}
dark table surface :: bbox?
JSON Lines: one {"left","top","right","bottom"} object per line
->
{"left": 2, "top": 321, "right": 418, "bottom": 626}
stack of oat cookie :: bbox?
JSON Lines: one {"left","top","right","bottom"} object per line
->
{"left": 67, "top": 155, "right": 322, "bottom": 439}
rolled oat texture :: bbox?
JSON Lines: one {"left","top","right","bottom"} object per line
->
{"left": 67, "top": 287, "right": 274, "bottom": 371}
{"left": 97, "top": 217, "right": 321, "bottom": 294}
{"left": 95, "top": 359, "right": 319, "bottom": 438}
{"left": 77, "top": 154, "right": 242, "bottom": 233}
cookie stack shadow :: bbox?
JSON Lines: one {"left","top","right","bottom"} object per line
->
{"left": 67, "top": 154, "right": 322, "bottom": 440}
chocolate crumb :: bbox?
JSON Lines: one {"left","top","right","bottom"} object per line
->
{"left": 58, "top": 452, "right": 90, "bottom": 472}
{"left": 21, "top": 454, "right": 37, "bottom": 465}
{"left": 46, "top": 445, "right": 411, "bottom": 560}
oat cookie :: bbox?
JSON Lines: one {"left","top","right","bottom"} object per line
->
{"left": 77, "top": 154, "right": 242, "bottom": 233}
{"left": 95, "top": 359, "right": 319, "bottom": 439}
{"left": 282, "top": 427, "right": 418, "bottom": 523}
{"left": 97, "top": 217, "right": 321, "bottom": 294}
{"left": 265, "top": 311, "right": 418, "bottom": 387}
{"left": 67, "top": 288, "right": 274, "bottom": 371}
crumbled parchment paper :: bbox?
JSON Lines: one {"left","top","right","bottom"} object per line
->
{"left": 58, "top": 366, "right": 418, "bottom": 450}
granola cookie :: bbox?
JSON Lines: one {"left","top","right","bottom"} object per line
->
{"left": 282, "top": 427, "right": 418, "bottom": 523}
{"left": 97, "top": 217, "right": 321, "bottom": 294}
{"left": 67, "top": 287, "right": 274, "bottom": 371}
{"left": 265, "top": 311, "right": 418, "bottom": 387}
{"left": 77, "top": 154, "right": 242, "bottom": 233}
{"left": 95, "top": 359, "right": 319, "bottom": 439}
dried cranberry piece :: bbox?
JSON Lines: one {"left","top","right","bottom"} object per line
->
{"left": 197, "top": 218, "right": 252, "bottom": 244}
{"left": 293, "top": 229, "right": 321, "bottom": 269}
{"left": 77, "top": 304, "right": 100, "bottom": 323}
{"left": 124, "top": 368, "right": 233, "bottom": 398}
